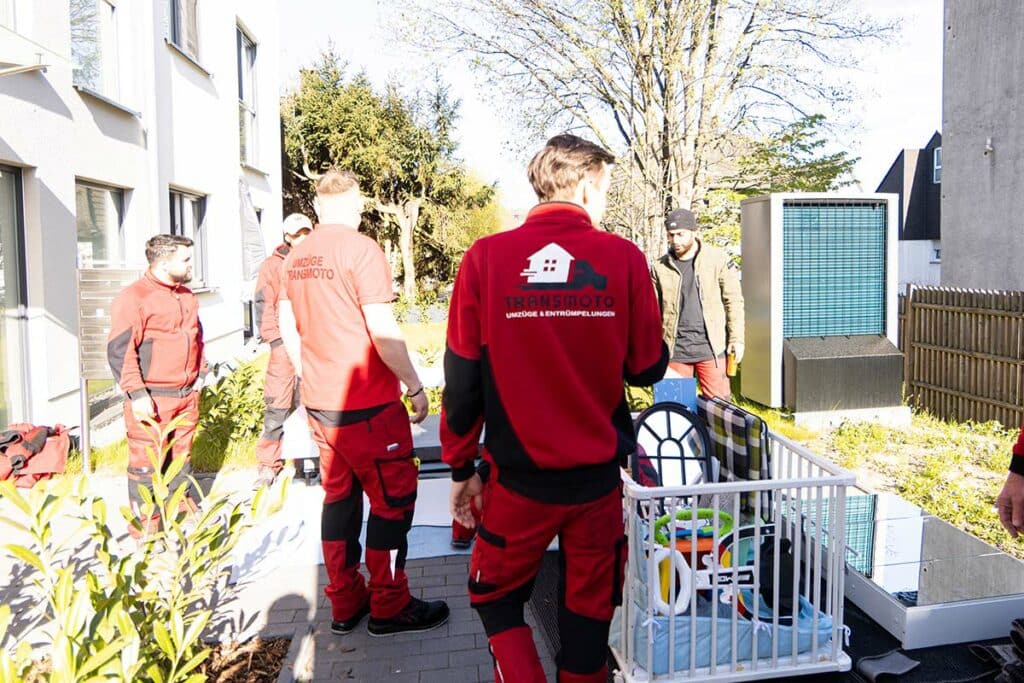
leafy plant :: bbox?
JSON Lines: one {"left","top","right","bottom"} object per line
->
{"left": 0, "top": 417, "right": 286, "bottom": 681}
{"left": 191, "top": 360, "right": 266, "bottom": 471}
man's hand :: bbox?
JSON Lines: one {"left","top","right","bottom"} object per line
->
{"left": 450, "top": 473, "right": 484, "bottom": 529}
{"left": 408, "top": 389, "right": 428, "bottom": 424}
{"left": 997, "top": 471, "right": 1024, "bottom": 537}
{"left": 131, "top": 394, "right": 156, "bottom": 418}
{"left": 727, "top": 342, "right": 744, "bottom": 364}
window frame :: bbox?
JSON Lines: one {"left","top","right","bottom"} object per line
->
{"left": 168, "top": 188, "right": 208, "bottom": 287}
{"left": 75, "top": 180, "right": 126, "bottom": 268}
{"left": 168, "top": 0, "right": 199, "bottom": 61}
{"left": 236, "top": 25, "right": 258, "bottom": 167}
{"left": 70, "top": 0, "right": 121, "bottom": 101}
{"left": 0, "top": 164, "right": 29, "bottom": 425}
{"left": 0, "top": 0, "right": 17, "bottom": 30}
{"left": 933, "top": 146, "right": 942, "bottom": 184}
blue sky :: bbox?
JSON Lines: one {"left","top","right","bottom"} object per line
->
{"left": 278, "top": 0, "right": 942, "bottom": 209}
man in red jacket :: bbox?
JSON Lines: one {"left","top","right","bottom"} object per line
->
{"left": 443, "top": 134, "right": 669, "bottom": 683}
{"left": 107, "top": 234, "right": 206, "bottom": 536}
{"left": 252, "top": 213, "right": 312, "bottom": 488}
{"left": 997, "top": 426, "right": 1024, "bottom": 538}
{"left": 279, "top": 169, "right": 448, "bottom": 638}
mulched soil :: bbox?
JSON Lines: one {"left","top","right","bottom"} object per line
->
{"left": 200, "top": 637, "right": 291, "bottom": 683}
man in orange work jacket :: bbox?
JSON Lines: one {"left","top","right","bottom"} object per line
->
{"left": 252, "top": 213, "right": 313, "bottom": 488}
{"left": 107, "top": 234, "right": 207, "bottom": 537}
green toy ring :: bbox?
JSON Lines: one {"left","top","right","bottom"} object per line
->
{"left": 653, "top": 508, "right": 734, "bottom": 546}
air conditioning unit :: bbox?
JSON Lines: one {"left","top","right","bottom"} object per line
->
{"left": 740, "top": 194, "right": 907, "bottom": 426}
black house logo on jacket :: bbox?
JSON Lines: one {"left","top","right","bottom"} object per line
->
{"left": 505, "top": 243, "right": 615, "bottom": 319}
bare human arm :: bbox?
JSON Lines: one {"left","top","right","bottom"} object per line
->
{"left": 362, "top": 302, "right": 427, "bottom": 423}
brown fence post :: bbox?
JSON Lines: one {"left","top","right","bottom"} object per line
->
{"left": 903, "top": 283, "right": 916, "bottom": 406}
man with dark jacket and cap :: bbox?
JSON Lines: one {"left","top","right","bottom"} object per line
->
{"left": 650, "top": 208, "right": 744, "bottom": 398}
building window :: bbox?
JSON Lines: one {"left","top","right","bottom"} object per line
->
{"left": 933, "top": 147, "right": 942, "bottom": 184}
{"left": 237, "top": 26, "right": 257, "bottom": 166}
{"left": 169, "top": 0, "right": 199, "bottom": 60}
{"left": 933, "top": 248, "right": 942, "bottom": 263}
{"left": 71, "top": 0, "right": 120, "bottom": 100}
{"left": 169, "top": 189, "right": 207, "bottom": 286}
{"left": 0, "top": 0, "right": 16, "bottom": 30}
{"left": 0, "top": 166, "right": 28, "bottom": 426}
{"left": 75, "top": 182, "right": 124, "bottom": 268}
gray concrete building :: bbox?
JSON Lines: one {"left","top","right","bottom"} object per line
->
{"left": 941, "top": 0, "right": 1024, "bottom": 290}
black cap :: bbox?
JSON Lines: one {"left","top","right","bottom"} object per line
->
{"left": 665, "top": 208, "right": 697, "bottom": 231}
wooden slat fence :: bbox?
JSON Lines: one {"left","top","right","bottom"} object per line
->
{"left": 900, "top": 286, "right": 1024, "bottom": 428}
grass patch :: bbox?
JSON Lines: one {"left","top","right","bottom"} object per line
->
{"left": 402, "top": 321, "right": 446, "bottom": 367}
{"left": 825, "top": 410, "right": 1022, "bottom": 557}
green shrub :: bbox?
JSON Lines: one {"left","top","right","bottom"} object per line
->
{"left": 191, "top": 360, "right": 266, "bottom": 472}
{"left": 393, "top": 294, "right": 413, "bottom": 324}
{"left": 0, "top": 418, "right": 286, "bottom": 681}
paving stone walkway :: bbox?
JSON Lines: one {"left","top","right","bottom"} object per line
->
{"left": 223, "top": 554, "right": 555, "bottom": 682}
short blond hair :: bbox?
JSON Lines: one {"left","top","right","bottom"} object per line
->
{"left": 527, "top": 134, "right": 615, "bottom": 202}
{"left": 315, "top": 169, "right": 360, "bottom": 196}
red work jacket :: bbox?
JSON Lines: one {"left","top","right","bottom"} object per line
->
{"left": 107, "top": 271, "right": 205, "bottom": 399}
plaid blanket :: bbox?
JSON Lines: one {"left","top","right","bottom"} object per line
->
{"left": 697, "top": 395, "right": 773, "bottom": 520}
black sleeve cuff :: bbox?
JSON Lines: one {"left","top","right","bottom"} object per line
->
{"left": 451, "top": 462, "right": 477, "bottom": 482}
{"left": 1010, "top": 455, "right": 1024, "bottom": 476}
{"left": 477, "top": 460, "right": 492, "bottom": 484}
{"left": 127, "top": 389, "right": 149, "bottom": 400}
{"left": 625, "top": 342, "right": 670, "bottom": 386}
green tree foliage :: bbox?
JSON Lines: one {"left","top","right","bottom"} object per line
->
{"left": 699, "top": 115, "right": 858, "bottom": 264}
{"left": 397, "top": 0, "right": 892, "bottom": 259}
{"left": 726, "top": 114, "right": 859, "bottom": 196}
{"left": 281, "top": 51, "right": 498, "bottom": 292}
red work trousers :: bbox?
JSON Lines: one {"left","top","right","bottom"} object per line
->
{"left": 123, "top": 391, "right": 200, "bottom": 520}
{"left": 307, "top": 401, "right": 418, "bottom": 621}
{"left": 668, "top": 356, "right": 732, "bottom": 399}
{"left": 255, "top": 344, "right": 298, "bottom": 471}
{"left": 469, "top": 481, "right": 626, "bottom": 683}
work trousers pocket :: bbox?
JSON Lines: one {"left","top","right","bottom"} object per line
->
{"left": 468, "top": 523, "right": 507, "bottom": 596}
{"left": 374, "top": 453, "right": 418, "bottom": 509}
{"left": 611, "top": 535, "right": 627, "bottom": 607}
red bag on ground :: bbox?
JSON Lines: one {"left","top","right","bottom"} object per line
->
{"left": 0, "top": 423, "right": 70, "bottom": 488}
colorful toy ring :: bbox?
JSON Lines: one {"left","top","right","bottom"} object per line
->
{"left": 653, "top": 508, "right": 733, "bottom": 546}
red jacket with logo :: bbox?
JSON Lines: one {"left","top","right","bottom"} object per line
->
{"left": 1012, "top": 427, "right": 1024, "bottom": 476}
{"left": 440, "top": 203, "right": 669, "bottom": 504}
{"left": 107, "top": 272, "right": 206, "bottom": 399}
{"left": 255, "top": 244, "right": 290, "bottom": 343}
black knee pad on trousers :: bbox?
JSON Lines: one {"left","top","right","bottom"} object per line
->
{"left": 473, "top": 578, "right": 535, "bottom": 638}
{"left": 261, "top": 407, "right": 290, "bottom": 440}
{"left": 557, "top": 606, "right": 610, "bottom": 675}
{"left": 365, "top": 509, "right": 413, "bottom": 549}
{"left": 322, "top": 483, "right": 364, "bottom": 542}
{"left": 127, "top": 466, "right": 154, "bottom": 510}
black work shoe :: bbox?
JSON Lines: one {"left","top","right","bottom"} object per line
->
{"left": 330, "top": 602, "right": 370, "bottom": 635}
{"left": 367, "top": 598, "right": 449, "bottom": 637}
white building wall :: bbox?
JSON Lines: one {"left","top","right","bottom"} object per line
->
{"left": 898, "top": 239, "right": 941, "bottom": 290}
{"left": 0, "top": 0, "right": 282, "bottom": 427}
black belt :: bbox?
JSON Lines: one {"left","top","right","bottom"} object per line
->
{"left": 146, "top": 385, "right": 197, "bottom": 398}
